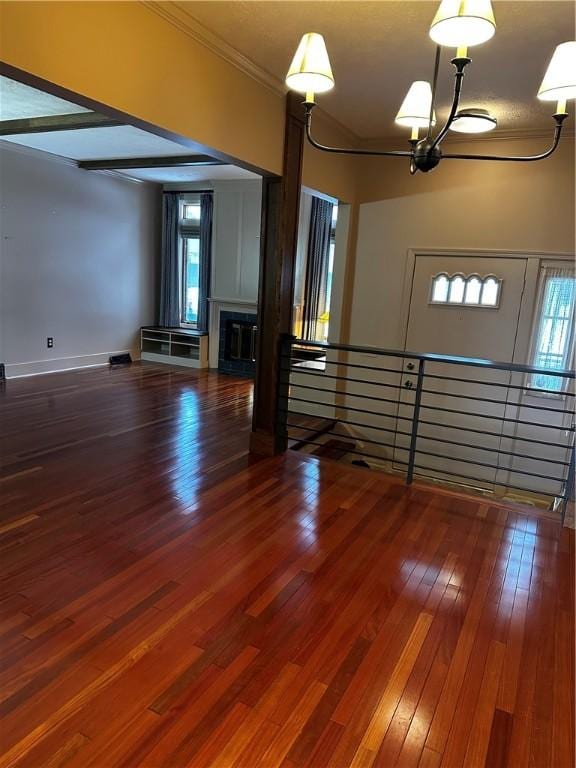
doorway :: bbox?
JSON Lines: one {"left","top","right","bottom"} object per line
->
{"left": 394, "top": 253, "right": 528, "bottom": 491}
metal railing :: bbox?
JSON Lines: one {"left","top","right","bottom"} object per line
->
{"left": 278, "top": 337, "right": 575, "bottom": 519}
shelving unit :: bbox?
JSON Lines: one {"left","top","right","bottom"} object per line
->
{"left": 140, "top": 327, "right": 208, "bottom": 369}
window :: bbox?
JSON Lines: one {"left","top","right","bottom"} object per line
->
{"left": 179, "top": 197, "right": 203, "bottom": 325}
{"left": 430, "top": 272, "right": 501, "bottom": 307}
{"left": 529, "top": 267, "right": 575, "bottom": 393}
{"left": 183, "top": 203, "right": 200, "bottom": 221}
{"left": 322, "top": 205, "right": 338, "bottom": 340}
{"left": 293, "top": 196, "right": 338, "bottom": 343}
{"left": 182, "top": 236, "right": 200, "bottom": 324}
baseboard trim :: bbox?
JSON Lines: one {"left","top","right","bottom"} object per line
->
{"left": 5, "top": 350, "right": 136, "bottom": 379}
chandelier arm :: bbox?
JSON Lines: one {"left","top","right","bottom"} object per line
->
{"left": 442, "top": 115, "right": 567, "bottom": 162}
{"left": 304, "top": 108, "right": 413, "bottom": 157}
{"left": 429, "top": 58, "right": 471, "bottom": 152}
{"left": 427, "top": 46, "right": 442, "bottom": 140}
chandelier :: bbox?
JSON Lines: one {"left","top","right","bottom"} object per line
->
{"left": 285, "top": 0, "right": 576, "bottom": 173}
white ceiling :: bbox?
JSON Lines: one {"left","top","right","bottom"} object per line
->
{"left": 1, "top": 124, "right": 212, "bottom": 160}
{"left": 175, "top": 0, "right": 575, "bottom": 139}
{"left": 115, "top": 165, "right": 260, "bottom": 183}
{"left": 0, "top": 76, "right": 89, "bottom": 120}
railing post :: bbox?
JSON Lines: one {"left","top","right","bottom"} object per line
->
{"left": 406, "top": 358, "right": 425, "bottom": 486}
{"left": 562, "top": 436, "right": 575, "bottom": 524}
{"left": 275, "top": 334, "right": 294, "bottom": 453}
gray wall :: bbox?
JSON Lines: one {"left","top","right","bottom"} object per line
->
{"left": 0, "top": 143, "right": 161, "bottom": 377}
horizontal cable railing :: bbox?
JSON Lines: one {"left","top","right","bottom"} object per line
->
{"left": 278, "top": 337, "right": 575, "bottom": 520}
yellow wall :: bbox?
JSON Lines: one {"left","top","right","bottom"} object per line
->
{"left": 0, "top": 0, "right": 357, "bottom": 202}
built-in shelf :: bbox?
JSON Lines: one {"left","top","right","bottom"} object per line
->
{"left": 140, "top": 327, "right": 208, "bottom": 369}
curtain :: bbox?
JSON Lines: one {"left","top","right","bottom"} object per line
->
{"left": 302, "top": 196, "right": 333, "bottom": 341}
{"left": 159, "top": 192, "right": 180, "bottom": 327}
{"left": 197, "top": 192, "right": 213, "bottom": 332}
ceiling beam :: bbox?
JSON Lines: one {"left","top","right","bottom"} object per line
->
{"left": 0, "top": 112, "right": 124, "bottom": 136}
{"left": 78, "top": 155, "right": 223, "bottom": 170}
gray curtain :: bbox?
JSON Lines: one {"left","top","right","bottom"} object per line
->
{"left": 159, "top": 192, "right": 180, "bottom": 327}
{"left": 302, "top": 196, "right": 333, "bottom": 341}
{"left": 197, "top": 192, "right": 213, "bottom": 332}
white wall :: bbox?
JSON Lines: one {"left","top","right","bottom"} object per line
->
{"left": 211, "top": 180, "right": 262, "bottom": 303}
{"left": 0, "top": 143, "right": 161, "bottom": 377}
{"left": 209, "top": 180, "right": 262, "bottom": 367}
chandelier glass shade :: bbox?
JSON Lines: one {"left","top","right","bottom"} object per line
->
{"left": 450, "top": 108, "right": 497, "bottom": 133}
{"left": 285, "top": 2, "right": 573, "bottom": 174}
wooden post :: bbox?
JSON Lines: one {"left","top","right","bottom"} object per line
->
{"left": 250, "top": 92, "right": 306, "bottom": 456}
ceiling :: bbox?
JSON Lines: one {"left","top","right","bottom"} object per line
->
{"left": 0, "top": 77, "right": 89, "bottom": 120}
{"left": 174, "top": 0, "right": 575, "bottom": 139}
{"left": 1, "top": 123, "right": 213, "bottom": 160}
{"left": 0, "top": 76, "right": 259, "bottom": 182}
{"left": 112, "top": 165, "right": 260, "bottom": 183}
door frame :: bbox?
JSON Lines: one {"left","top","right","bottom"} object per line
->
{"left": 400, "top": 248, "right": 574, "bottom": 363}
{"left": 396, "top": 248, "right": 574, "bottom": 493}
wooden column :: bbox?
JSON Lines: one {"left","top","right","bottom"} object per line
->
{"left": 250, "top": 92, "right": 306, "bottom": 455}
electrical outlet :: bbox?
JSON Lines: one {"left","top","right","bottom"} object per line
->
{"left": 47, "top": 337, "right": 54, "bottom": 349}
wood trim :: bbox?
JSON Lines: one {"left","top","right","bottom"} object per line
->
{"left": 78, "top": 155, "right": 222, "bottom": 170}
{"left": 250, "top": 93, "right": 306, "bottom": 455}
{"left": 0, "top": 112, "right": 123, "bottom": 135}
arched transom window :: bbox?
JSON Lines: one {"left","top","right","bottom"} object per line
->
{"left": 430, "top": 273, "right": 501, "bottom": 308}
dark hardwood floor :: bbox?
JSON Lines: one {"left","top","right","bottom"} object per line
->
{"left": 0, "top": 363, "right": 573, "bottom": 767}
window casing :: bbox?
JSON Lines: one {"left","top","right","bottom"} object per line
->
{"left": 529, "top": 266, "right": 575, "bottom": 394}
{"left": 430, "top": 272, "right": 501, "bottom": 308}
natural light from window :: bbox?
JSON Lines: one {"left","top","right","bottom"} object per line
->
{"left": 323, "top": 204, "right": 338, "bottom": 340}
{"left": 184, "top": 237, "right": 200, "bottom": 324}
{"left": 180, "top": 199, "right": 202, "bottom": 325}
{"left": 530, "top": 271, "right": 575, "bottom": 393}
{"left": 183, "top": 203, "right": 201, "bottom": 221}
{"left": 431, "top": 273, "right": 501, "bottom": 307}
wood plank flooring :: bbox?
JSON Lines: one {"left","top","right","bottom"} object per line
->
{"left": 0, "top": 363, "right": 573, "bottom": 767}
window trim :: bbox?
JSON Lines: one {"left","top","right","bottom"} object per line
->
{"left": 526, "top": 264, "right": 576, "bottom": 398}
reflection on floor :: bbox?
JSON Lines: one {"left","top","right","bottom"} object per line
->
{"left": 0, "top": 363, "right": 573, "bottom": 767}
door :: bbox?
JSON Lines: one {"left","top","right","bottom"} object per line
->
{"left": 496, "top": 260, "right": 575, "bottom": 501}
{"left": 394, "top": 254, "right": 528, "bottom": 490}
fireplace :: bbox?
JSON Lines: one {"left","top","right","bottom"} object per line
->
{"left": 218, "top": 311, "right": 258, "bottom": 377}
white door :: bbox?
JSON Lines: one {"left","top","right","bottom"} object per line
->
{"left": 394, "top": 254, "right": 528, "bottom": 491}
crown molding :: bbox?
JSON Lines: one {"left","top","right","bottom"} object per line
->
{"left": 141, "top": 0, "right": 360, "bottom": 144}
{"left": 142, "top": 1, "right": 282, "bottom": 96}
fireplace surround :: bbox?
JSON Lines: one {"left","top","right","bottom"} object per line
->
{"left": 218, "top": 310, "right": 258, "bottom": 377}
